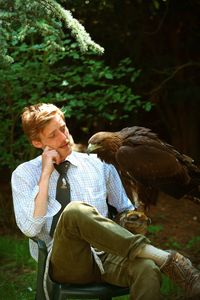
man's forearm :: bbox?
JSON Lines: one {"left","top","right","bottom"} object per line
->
{"left": 33, "top": 173, "right": 50, "bottom": 217}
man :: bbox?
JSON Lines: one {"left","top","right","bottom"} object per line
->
{"left": 12, "top": 103, "right": 200, "bottom": 300}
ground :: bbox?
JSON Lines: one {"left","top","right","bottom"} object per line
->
{"left": 147, "top": 193, "right": 200, "bottom": 267}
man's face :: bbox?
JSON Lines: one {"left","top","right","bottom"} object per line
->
{"left": 33, "top": 114, "right": 72, "bottom": 160}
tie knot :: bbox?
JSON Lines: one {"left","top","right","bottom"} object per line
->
{"left": 54, "top": 161, "right": 70, "bottom": 175}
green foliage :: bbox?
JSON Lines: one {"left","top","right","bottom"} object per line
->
{"left": 147, "top": 224, "right": 163, "bottom": 234}
{"left": 164, "top": 238, "right": 182, "bottom": 250}
{"left": 0, "top": 0, "right": 104, "bottom": 66}
{"left": 160, "top": 274, "right": 183, "bottom": 299}
{"left": 0, "top": 236, "right": 36, "bottom": 300}
{"left": 0, "top": 24, "right": 149, "bottom": 169}
{"left": 186, "top": 236, "right": 200, "bottom": 250}
{"left": 163, "top": 235, "right": 200, "bottom": 254}
{"left": 0, "top": 236, "right": 35, "bottom": 267}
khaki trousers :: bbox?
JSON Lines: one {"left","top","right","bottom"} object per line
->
{"left": 50, "top": 201, "right": 161, "bottom": 300}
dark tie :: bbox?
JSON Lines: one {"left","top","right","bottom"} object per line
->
{"left": 50, "top": 161, "right": 71, "bottom": 237}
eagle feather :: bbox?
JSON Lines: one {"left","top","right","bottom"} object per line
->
{"left": 87, "top": 126, "right": 200, "bottom": 210}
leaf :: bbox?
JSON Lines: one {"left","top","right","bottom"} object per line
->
{"left": 104, "top": 72, "right": 113, "bottom": 79}
{"left": 143, "top": 101, "right": 153, "bottom": 112}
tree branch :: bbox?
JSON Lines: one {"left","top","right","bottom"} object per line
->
{"left": 148, "top": 62, "right": 200, "bottom": 96}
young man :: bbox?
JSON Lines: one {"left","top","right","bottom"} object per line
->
{"left": 12, "top": 103, "right": 200, "bottom": 300}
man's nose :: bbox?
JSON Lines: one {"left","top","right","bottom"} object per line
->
{"left": 59, "top": 131, "right": 68, "bottom": 141}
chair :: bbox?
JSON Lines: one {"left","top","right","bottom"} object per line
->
{"left": 34, "top": 238, "right": 129, "bottom": 300}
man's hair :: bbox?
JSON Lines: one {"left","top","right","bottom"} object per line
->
{"left": 21, "top": 103, "right": 65, "bottom": 141}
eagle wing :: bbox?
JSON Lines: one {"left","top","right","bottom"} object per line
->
{"left": 116, "top": 137, "right": 191, "bottom": 199}
{"left": 87, "top": 126, "right": 200, "bottom": 208}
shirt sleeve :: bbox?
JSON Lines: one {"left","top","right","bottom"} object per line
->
{"left": 11, "top": 163, "right": 60, "bottom": 237}
{"left": 104, "top": 163, "right": 135, "bottom": 213}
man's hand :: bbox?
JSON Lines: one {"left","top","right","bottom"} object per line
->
{"left": 41, "top": 146, "right": 62, "bottom": 176}
{"left": 34, "top": 146, "right": 61, "bottom": 218}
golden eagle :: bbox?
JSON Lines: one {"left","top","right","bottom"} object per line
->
{"left": 87, "top": 126, "right": 200, "bottom": 210}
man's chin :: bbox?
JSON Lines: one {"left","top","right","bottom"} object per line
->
{"left": 59, "top": 147, "right": 72, "bottom": 160}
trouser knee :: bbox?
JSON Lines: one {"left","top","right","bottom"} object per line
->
{"left": 61, "top": 201, "right": 96, "bottom": 226}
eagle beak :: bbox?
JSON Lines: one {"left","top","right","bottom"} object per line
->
{"left": 87, "top": 143, "right": 102, "bottom": 155}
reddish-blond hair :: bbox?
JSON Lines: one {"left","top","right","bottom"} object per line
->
{"left": 21, "top": 103, "right": 65, "bottom": 141}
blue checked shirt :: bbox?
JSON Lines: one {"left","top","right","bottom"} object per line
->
{"left": 11, "top": 151, "right": 134, "bottom": 261}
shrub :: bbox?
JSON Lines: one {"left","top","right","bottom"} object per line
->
{"left": 0, "top": 23, "right": 152, "bottom": 169}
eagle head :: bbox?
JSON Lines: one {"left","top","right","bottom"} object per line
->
{"left": 87, "top": 131, "right": 122, "bottom": 164}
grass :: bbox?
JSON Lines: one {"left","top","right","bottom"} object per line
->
{"left": 0, "top": 235, "right": 191, "bottom": 300}
{"left": 0, "top": 235, "right": 37, "bottom": 300}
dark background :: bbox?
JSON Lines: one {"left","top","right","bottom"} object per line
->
{"left": 66, "top": 0, "right": 200, "bottom": 159}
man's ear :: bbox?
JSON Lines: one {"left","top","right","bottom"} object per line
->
{"left": 32, "top": 139, "right": 43, "bottom": 149}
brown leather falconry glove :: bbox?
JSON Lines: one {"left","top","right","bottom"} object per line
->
{"left": 114, "top": 210, "right": 151, "bottom": 235}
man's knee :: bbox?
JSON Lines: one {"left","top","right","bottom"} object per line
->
{"left": 55, "top": 201, "right": 91, "bottom": 237}
{"left": 61, "top": 201, "right": 96, "bottom": 225}
{"left": 64, "top": 200, "right": 84, "bottom": 212}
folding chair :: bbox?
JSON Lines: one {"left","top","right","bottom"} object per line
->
{"left": 34, "top": 238, "right": 129, "bottom": 300}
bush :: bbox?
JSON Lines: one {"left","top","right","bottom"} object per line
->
{"left": 0, "top": 23, "right": 152, "bottom": 169}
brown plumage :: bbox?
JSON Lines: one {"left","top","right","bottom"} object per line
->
{"left": 87, "top": 126, "right": 200, "bottom": 210}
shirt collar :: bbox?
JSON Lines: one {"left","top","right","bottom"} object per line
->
{"left": 64, "top": 151, "right": 80, "bottom": 167}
